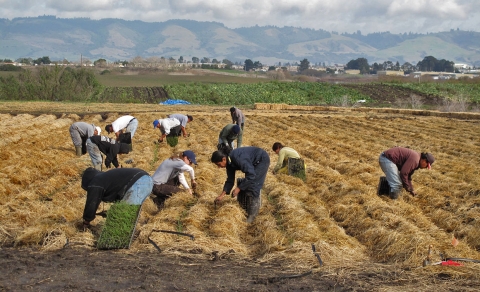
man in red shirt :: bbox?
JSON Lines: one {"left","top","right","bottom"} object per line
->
{"left": 379, "top": 147, "right": 435, "bottom": 199}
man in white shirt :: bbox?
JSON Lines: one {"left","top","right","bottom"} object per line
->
{"left": 105, "top": 115, "right": 138, "bottom": 139}
{"left": 153, "top": 117, "right": 182, "bottom": 143}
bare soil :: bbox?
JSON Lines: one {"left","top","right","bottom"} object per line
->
{"left": 3, "top": 247, "right": 477, "bottom": 291}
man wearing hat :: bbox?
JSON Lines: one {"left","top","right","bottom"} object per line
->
{"left": 105, "top": 115, "right": 138, "bottom": 139}
{"left": 151, "top": 150, "right": 198, "bottom": 209}
{"left": 378, "top": 147, "right": 435, "bottom": 199}
{"left": 153, "top": 117, "right": 182, "bottom": 143}
{"left": 217, "top": 124, "right": 241, "bottom": 155}
{"left": 80, "top": 167, "right": 153, "bottom": 229}
{"left": 69, "top": 122, "right": 101, "bottom": 156}
{"left": 167, "top": 114, "right": 193, "bottom": 138}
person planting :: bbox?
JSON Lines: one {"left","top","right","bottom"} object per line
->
{"left": 167, "top": 113, "right": 193, "bottom": 138}
{"left": 151, "top": 150, "right": 198, "bottom": 209}
{"left": 69, "top": 122, "right": 101, "bottom": 156}
{"left": 378, "top": 147, "right": 435, "bottom": 199}
{"left": 271, "top": 142, "right": 302, "bottom": 175}
{"left": 229, "top": 107, "right": 245, "bottom": 148}
{"left": 211, "top": 147, "right": 270, "bottom": 223}
{"left": 80, "top": 167, "right": 153, "bottom": 229}
{"left": 217, "top": 124, "right": 241, "bottom": 155}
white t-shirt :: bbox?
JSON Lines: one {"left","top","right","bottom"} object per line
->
{"left": 112, "top": 115, "right": 134, "bottom": 133}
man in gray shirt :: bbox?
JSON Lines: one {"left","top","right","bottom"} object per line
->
{"left": 167, "top": 114, "right": 193, "bottom": 137}
{"left": 69, "top": 122, "right": 101, "bottom": 156}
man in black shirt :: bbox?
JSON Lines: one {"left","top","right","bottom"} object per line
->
{"left": 80, "top": 167, "right": 153, "bottom": 228}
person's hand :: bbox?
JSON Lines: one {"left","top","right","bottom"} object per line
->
{"left": 410, "top": 191, "right": 417, "bottom": 197}
{"left": 158, "top": 137, "right": 163, "bottom": 143}
{"left": 215, "top": 192, "right": 226, "bottom": 203}
{"left": 191, "top": 180, "right": 197, "bottom": 189}
{"left": 105, "top": 162, "right": 111, "bottom": 169}
{"left": 231, "top": 187, "right": 240, "bottom": 198}
{"left": 183, "top": 133, "right": 188, "bottom": 138}
{"left": 188, "top": 189, "right": 193, "bottom": 196}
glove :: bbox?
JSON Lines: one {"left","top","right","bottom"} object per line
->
{"left": 105, "top": 162, "right": 111, "bottom": 169}
{"left": 192, "top": 181, "right": 197, "bottom": 189}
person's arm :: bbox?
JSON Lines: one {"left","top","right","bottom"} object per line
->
{"left": 181, "top": 126, "right": 187, "bottom": 137}
{"left": 82, "top": 187, "right": 104, "bottom": 223}
{"left": 400, "top": 163, "right": 416, "bottom": 194}
{"left": 273, "top": 150, "right": 286, "bottom": 173}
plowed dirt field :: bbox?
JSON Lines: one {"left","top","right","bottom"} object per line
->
{"left": 1, "top": 102, "right": 480, "bottom": 291}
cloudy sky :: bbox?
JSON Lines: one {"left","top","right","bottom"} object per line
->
{"left": 0, "top": 0, "right": 478, "bottom": 34}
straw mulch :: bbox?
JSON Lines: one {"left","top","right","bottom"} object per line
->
{"left": 1, "top": 102, "right": 480, "bottom": 281}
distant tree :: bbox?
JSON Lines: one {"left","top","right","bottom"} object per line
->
{"left": 201, "top": 57, "right": 210, "bottom": 63}
{"left": 244, "top": 59, "right": 254, "bottom": 71}
{"left": 16, "top": 58, "right": 32, "bottom": 65}
{"left": 268, "top": 66, "right": 276, "bottom": 71}
{"left": 34, "top": 56, "right": 51, "bottom": 65}
{"left": 94, "top": 58, "right": 107, "bottom": 67}
{"left": 298, "top": 58, "right": 310, "bottom": 72}
{"left": 192, "top": 57, "right": 199, "bottom": 63}
{"left": 394, "top": 61, "right": 400, "bottom": 71}
{"left": 253, "top": 61, "right": 263, "bottom": 69}
{"left": 2, "top": 59, "right": 13, "bottom": 63}
{"left": 222, "top": 59, "right": 233, "bottom": 69}
{"left": 212, "top": 59, "right": 219, "bottom": 64}
{"left": 346, "top": 58, "right": 370, "bottom": 74}
{"left": 178, "top": 56, "right": 184, "bottom": 63}
{"left": 417, "top": 56, "right": 454, "bottom": 72}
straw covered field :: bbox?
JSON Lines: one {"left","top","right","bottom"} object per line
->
{"left": 1, "top": 101, "right": 480, "bottom": 291}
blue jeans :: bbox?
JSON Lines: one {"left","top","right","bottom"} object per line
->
{"left": 379, "top": 154, "right": 402, "bottom": 193}
{"left": 126, "top": 119, "right": 138, "bottom": 138}
{"left": 86, "top": 138, "right": 102, "bottom": 169}
{"left": 122, "top": 175, "right": 153, "bottom": 205}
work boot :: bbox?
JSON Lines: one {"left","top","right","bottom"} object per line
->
{"left": 75, "top": 146, "right": 82, "bottom": 157}
{"left": 246, "top": 194, "right": 260, "bottom": 224}
{"left": 377, "top": 176, "right": 390, "bottom": 196}
{"left": 389, "top": 191, "right": 400, "bottom": 200}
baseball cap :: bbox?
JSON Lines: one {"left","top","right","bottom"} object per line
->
{"left": 425, "top": 153, "right": 435, "bottom": 170}
{"left": 153, "top": 120, "right": 159, "bottom": 129}
{"left": 183, "top": 150, "right": 197, "bottom": 165}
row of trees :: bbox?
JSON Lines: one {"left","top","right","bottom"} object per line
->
{"left": 345, "top": 56, "right": 456, "bottom": 74}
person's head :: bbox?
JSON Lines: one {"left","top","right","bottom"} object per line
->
{"left": 420, "top": 152, "right": 435, "bottom": 169}
{"left": 272, "top": 142, "right": 284, "bottom": 154}
{"left": 229, "top": 107, "right": 236, "bottom": 113}
{"left": 118, "top": 143, "right": 130, "bottom": 155}
{"left": 153, "top": 120, "right": 160, "bottom": 129}
{"left": 231, "top": 124, "right": 240, "bottom": 135}
{"left": 211, "top": 150, "right": 227, "bottom": 168}
{"left": 182, "top": 150, "right": 197, "bottom": 165}
{"left": 81, "top": 167, "right": 101, "bottom": 190}
{"left": 187, "top": 115, "right": 193, "bottom": 122}
{"left": 94, "top": 126, "right": 101, "bottom": 136}
{"left": 105, "top": 124, "right": 113, "bottom": 134}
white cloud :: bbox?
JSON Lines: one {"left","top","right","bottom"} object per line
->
{"left": 0, "top": 0, "right": 478, "bottom": 33}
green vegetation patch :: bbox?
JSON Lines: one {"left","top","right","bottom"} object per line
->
{"left": 166, "top": 135, "right": 179, "bottom": 147}
{"left": 97, "top": 201, "right": 141, "bottom": 250}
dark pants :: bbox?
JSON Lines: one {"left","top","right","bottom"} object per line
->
{"left": 151, "top": 177, "right": 181, "bottom": 208}
{"left": 241, "top": 152, "right": 270, "bottom": 199}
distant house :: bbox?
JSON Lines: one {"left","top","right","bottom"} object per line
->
{"left": 377, "top": 70, "right": 404, "bottom": 76}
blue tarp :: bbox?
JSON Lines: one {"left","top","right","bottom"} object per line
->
{"left": 160, "top": 99, "right": 191, "bottom": 105}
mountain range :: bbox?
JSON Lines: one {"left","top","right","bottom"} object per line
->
{"left": 1, "top": 15, "right": 479, "bottom": 66}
